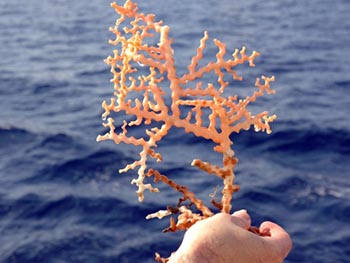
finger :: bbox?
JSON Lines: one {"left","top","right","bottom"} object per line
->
{"left": 260, "top": 221, "right": 293, "bottom": 259}
{"left": 231, "top": 209, "right": 251, "bottom": 229}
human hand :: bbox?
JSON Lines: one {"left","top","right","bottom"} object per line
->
{"left": 168, "top": 210, "right": 292, "bottom": 263}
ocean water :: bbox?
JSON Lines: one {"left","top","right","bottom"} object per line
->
{"left": 0, "top": 0, "right": 349, "bottom": 262}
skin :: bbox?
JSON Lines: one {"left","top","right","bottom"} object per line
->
{"left": 168, "top": 210, "right": 292, "bottom": 263}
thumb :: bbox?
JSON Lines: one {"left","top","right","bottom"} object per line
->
{"left": 260, "top": 221, "right": 293, "bottom": 259}
{"left": 231, "top": 209, "right": 251, "bottom": 229}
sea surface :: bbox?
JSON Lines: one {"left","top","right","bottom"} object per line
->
{"left": 0, "top": 0, "right": 349, "bottom": 262}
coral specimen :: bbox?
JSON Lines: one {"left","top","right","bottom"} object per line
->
{"left": 97, "top": 0, "right": 276, "bottom": 258}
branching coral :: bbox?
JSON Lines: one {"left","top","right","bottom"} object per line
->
{"left": 97, "top": 0, "right": 277, "bottom": 260}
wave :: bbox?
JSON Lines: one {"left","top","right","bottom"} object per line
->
{"left": 233, "top": 126, "right": 350, "bottom": 155}
{"left": 269, "top": 127, "right": 350, "bottom": 154}
{"left": 334, "top": 79, "right": 350, "bottom": 89}
{"left": 0, "top": 75, "right": 32, "bottom": 95}
{"left": 0, "top": 126, "right": 38, "bottom": 149}
{"left": 76, "top": 68, "right": 107, "bottom": 77}
{"left": 38, "top": 133, "right": 76, "bottom": 148}
{"left": 3, "top": 192, "right": 140, "bottom": 224}
{"left": 0, "top": 191, "right": 152, "bottom": 263}
{"left": 32, "top": 80, "right": 70, "bottom": 95}
{"left": 0, "top": 126, "right": 81, "bottom": 150}
{"left": 19, "top": 148, "right": 129, "bottom": 185}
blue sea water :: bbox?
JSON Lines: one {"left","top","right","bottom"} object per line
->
{"left": 0, "top": 0, "right": 349, "bottom": 262}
